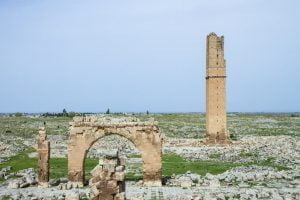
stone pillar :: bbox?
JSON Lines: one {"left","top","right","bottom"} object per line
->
{"left": 67, "top": 134, "right": 86, "bottom": 187}
{"left": 37, "top": 127, "right": 50, "bottom": 187}
{"left": 89, "top": 150, "right": 125, "bottom": 200}
{"left": 206, "top": 32, "right": 229, "bottom": 144}
{"left": 140, "top": 141, "right": 162, "bottom": 187}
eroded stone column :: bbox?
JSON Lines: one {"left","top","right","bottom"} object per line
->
{"left": 140, "top": 141, "right": 162, "bottom": 187}
{"left": 67, "top": 133, "right": 86, "bottom": 187}
{"left": 37, "top": 127, "right": 50, "bottom": 187}
{"left": 143, "top": 163, "right": 162, "bottom": 187}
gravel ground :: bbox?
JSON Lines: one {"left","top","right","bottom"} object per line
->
{"left": 0, "top": 184, "right": 299, "bottom": 200}
{"left": 1, "top": 118, "right": 299, "bottom": 199}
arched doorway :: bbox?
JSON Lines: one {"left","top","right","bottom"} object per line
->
{"left": 67, "top": 116, "right": 162, "bottom": 187}
{"left": 85, "top": 134, "right": 141, "bottom": 182}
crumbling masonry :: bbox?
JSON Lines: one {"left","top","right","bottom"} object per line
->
{"left": 89, "top": 150, "right": 125, "bottom": 200}
{"left": 67, "top": 116, "right": 162, "bottom": 187}
{"left": 206, "top": 32, "right": 229, "bottom": 144}
{"left": 37, "top": 127, "right": 50, "bottom": 187}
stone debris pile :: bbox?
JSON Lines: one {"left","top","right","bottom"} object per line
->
{"left": 89, "top": 150, "right": 126, "bottom": 200}
{"left": 0, "top": 166, "right": 13, "bottom": 180}
{"left": 166, "top": 171, "right": 200, "bottom": 188}
{"left": 216, "top": 166, "right": 299, "bottom": 185}
{"left": 166, "top": 165, "right": 300, "bottom": 189}
{"left": 7, "top": 168, "right": 37, "bottom": 189}
{"left": 0, "top": 135, "right": 26, "bottom": 160}
{"left": 165, "top": 136, "right": 300, "bottom": 169}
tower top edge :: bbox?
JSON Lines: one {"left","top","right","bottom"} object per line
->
{"left": 207, "top": 32, "right": 224, "bottom": 38}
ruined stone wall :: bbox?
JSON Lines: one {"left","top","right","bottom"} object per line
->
{"left": 206, "top": 32, "right": 229, "bottom": 144}
{"left": 67, "top": 116, "right": 162, "bottom": 187}
{"left": 89, "top": 150, "right": 125, "bottom": 200}
{"left": 37, "top": 127, "right": 50, "bottom": 187}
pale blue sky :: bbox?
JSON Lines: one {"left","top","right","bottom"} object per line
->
{"left": 0, "top": 0, "right": 299, "bottom": 113}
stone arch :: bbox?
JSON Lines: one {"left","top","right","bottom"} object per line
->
{"left": 67, "top": 116, "right": 162, "bottom": 187}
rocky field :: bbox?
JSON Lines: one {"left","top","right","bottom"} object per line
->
{"left": 0, "top": 113, "right": 299, "bottom": 199}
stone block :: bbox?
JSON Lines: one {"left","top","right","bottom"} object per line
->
{"left": 115, "top": 166, "right": 125, "bottom": 172}
{"left": 20, "top": 182, "right": 30, "bottom": 188}
{"left": 107, "top": 180, "right": 117, "bottom": 189}
{"left": 7, "top": 180, "right": 19, "bottom": 189}
{"left": 103, "top": 164, "right": 116, "bottom": 172}
{"left": 115, "top": 172, "right": 125, "bottom": 181}
{"left": 90, "top": 185, "right": 100, "bottom": 196}
{"left": 90, "top": 165, "right": 103, "bottom": 177}
{"left": 115, "top": 192, "right": 125, "bottom": 200}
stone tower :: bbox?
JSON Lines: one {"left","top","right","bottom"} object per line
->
{"left": 37, "top": 127, "right": 50, "bottom": 187}
{"left": 206, "top": 32, "right": 229, "bottom": 144}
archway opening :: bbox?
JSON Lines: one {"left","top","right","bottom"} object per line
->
{"left": 83, "top": 134, "right": 143, "bottom": 185}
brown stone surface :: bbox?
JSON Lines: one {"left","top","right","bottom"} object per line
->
{"left": 67, "top": 116, "right": 162, "bottom": 186}
{"left": 37, "top": 127, "right": 50, "bottom": 186}
{"left": 206, "top": 32, "right": 229, "bottom": 144}
{"left": 90, "top": 151, "right": 126, "bottom": 200}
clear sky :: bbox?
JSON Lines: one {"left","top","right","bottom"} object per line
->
{"left": 0, "top": 0, "right": 299, "bottom": 113}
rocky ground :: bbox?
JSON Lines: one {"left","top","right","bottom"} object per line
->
{"left": 0, "top": 114, "right": 299, "bottom": 199}
{"left": 165, "top": 135, "right": 300, "bottom": 169}
{"left": 0, "top": 135, "right": 27, "bottom": 163}
{"left": 0, "top": 169, "right": 299, "bottom": 199}
{"left": 0, "top": 134, "right": 299, "bottom": 199}
{"left": 1, "top": 186, "right": 299, "bottom": 200}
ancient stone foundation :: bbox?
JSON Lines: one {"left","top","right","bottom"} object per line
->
{"left": 206, "top": 32, "right": 229, "bottom": 144}
{"left": 67, "top": 116, "right": 162, "bottom": 187}
{"left": 37, "top": 127, "right": 50, "bottom": 187}
{"left": 89, "top": 150, "right": 125, "bottom": 200}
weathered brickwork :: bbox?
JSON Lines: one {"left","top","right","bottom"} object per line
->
{"left": 37, "top": 127, "right": 50, "bottom": 187}
{"left": 206, "top": 32, "right": 229, "bottom": 144}
{"left": 67, "top": 116, "right": 162, "bottom": 187}
{"left": 89, "top": 150, "right": 125, "bottom": 200}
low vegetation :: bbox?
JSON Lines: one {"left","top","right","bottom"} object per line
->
{"left": 162, "top": 154, "right": 240, "bottom": 176}
{"left": 0, "top": 148, "right": 288, "bottom": 183}
{"left": 1, "top": 113, "right": 299, "bottom": 138}
{"left": 0, "top": 113, "right": 296, "bottom": 184}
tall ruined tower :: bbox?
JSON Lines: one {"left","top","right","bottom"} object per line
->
{"left": 206, "top": 32, "right": 229, "bottom": 144}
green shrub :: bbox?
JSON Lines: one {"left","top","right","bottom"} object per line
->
{"left": 68, "top": 112, "right": 76, "bottom": 118}
{"left": 14, "top": 112, "right": 23, "bottom": 117}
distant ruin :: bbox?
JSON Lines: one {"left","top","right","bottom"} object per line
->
{"left": 206, "top": 32, "right": 229, "bottom": 144}
{"left": 67, "top": 116, "right": 162, "bottom": 187}
{"left": 37, "top": 127, "right": 50, "bottom": 187}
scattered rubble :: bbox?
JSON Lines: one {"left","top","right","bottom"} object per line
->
{"left": 166, "top": 166, "right": 300, "bottom": 189}
{"left": 7, "top": 168, "right": 37, "bottom": 189}
{"left": 165, "top": 135, "right": 300, "bottom": 169}
{"left": 0, "top": 117, "right": 299, "bottom": 199}
{"left": 89, "top": 150, "right": 126, "bottom": 200}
